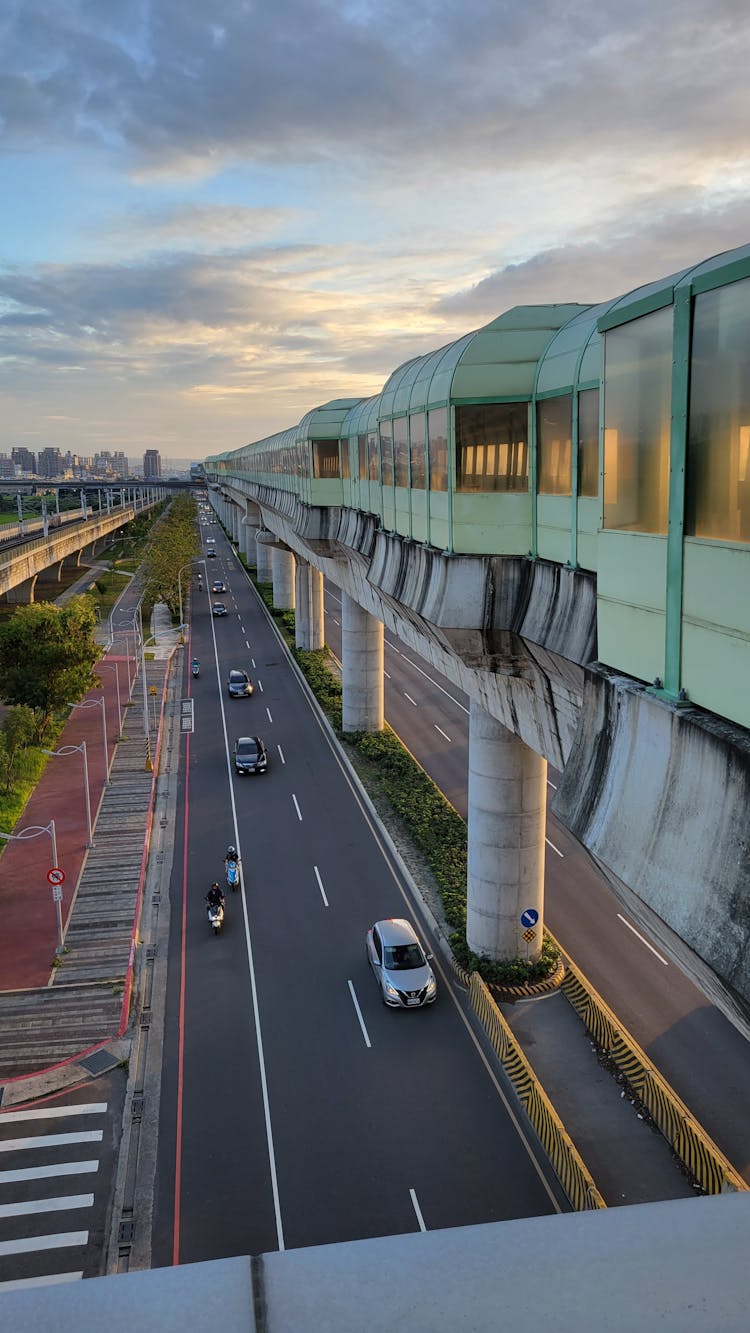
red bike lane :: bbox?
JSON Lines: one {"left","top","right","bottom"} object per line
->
{"left": 0, "top": 658, "right": 132, "bottom": 992}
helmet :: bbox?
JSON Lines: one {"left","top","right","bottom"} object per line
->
{"left": 212, "top": 881, "right": 220, "bottom": 889}
{"left": 227, "top": 846, "right": 236, "bottom": 859}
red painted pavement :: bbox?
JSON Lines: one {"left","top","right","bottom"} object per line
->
{"left": 0, "top": 657, "right": 134, "bottom": 991}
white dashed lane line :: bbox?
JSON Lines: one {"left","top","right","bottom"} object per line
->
{"left": 347, "top": 981, "right": 371, "bottom": 1049}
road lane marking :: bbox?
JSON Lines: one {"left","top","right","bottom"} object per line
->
{"left": 409, "top": 1188, "right": 427, "bottom": 1232}
{"left": 547, "top": 780, "right": 557, "bottom": 790}
{"left": 545, "top": 838, "right": 564, "bottom": 857}
{"left": 257, "top": 678, "right": 263, "bottom": 692}
{"left": 266, "top": 706, "right": 273, "bottom": 724}
{"left": 251, "top": 658, "right": 256, "bottom": 668}
{"left": 332, "top": 617, "right": 340, "bottom": 626}
{"left": 0, "top": 1105, "right": 106, "bottom": 1123}
{"left": 404, "top": 693, "right": 418, "bottom": 707}
{"left": 384, "top": 670, "right": 391, "bottom": 680}
{"left": 0, "top": 1232, "right": 88, "bottom": 1258}
{"left": 314, "top": 865, "right": 329, "bottom": 907}
{"left": 0, "top": 1132, "right": 103, "bottom": 1153}
{"left": 292, "top": 794, "right": 302, "bottom": 821}
{"left": 0, "top": 1161, "right": 99, "bottom": 1185}
{"left": 434, "top": 725, "right": 451, "bottom": 742}
{"left": 0, "top": 1194, "right": 94, "bottom": 1219}
{"left": 347, "top": 981, "right": 371, "bottom": 1048}
{"left": 386, "top": 641, "right": 469, "bottom": 714}
{"left": 277, "top": 744, "right": 285, "bottom": 764}
{"left": 616, "top": 914, "right": 669, "bottom": 965}
{"left": 246, "top": 640, "right": 250, "bottom": 649}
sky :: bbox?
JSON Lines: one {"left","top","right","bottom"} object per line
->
{"left": 1, "top": 1, "right": 750, "bottom": 463}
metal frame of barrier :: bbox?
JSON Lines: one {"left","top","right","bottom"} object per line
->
{"left": 468, "top": 972, "right": 606, "bottom": 1211}
{"left": 560, "top": 956, "right": 747, "bottom": 1195}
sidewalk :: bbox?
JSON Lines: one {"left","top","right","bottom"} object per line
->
{"left": 0, "top": 599, "right": 180, "bottom": 1089}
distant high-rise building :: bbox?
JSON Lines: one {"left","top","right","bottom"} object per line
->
{"left": 11, "top": 447, "right": 36, "bottom": 474}
{"left": 143, "top": 449, "right": 162, "bottom": 480}
{"left": 0, "top": 454, "right": 17, "bottom": 479}
{"left": 37, "top": 447, "right": 63, "bottom": 478}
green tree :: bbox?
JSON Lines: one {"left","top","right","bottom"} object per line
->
{"left": 0, "top": 599, "right": 101, "bottom": 742}
{"left": 0, "top": 706, "right": 36, "bottom": 794}
{"left": 142, "top": 495, "right": 198, "bottom": 617}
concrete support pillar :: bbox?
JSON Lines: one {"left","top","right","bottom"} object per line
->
{"left": 231, "top": 507, "right": 240, "bottom": 542}
{"left": 295, "top": 561, "right": 325, "bottom": 650}
{"left": 255, "top": 532, "right": 274, "bottom": 582}
{"left": 341, "top": 593, "right": 384, "bottom": 733}
{"left": 272, "top": 545, "right": 296, "bottom": 610}
{"left": 466, "top": 701, "right": 547, "bottom": 962}
{"left": 6, "top": 574, "right": 39, "bottom": 604}
{"left": 242, "top": 513, "right": 260, "bottom": 563}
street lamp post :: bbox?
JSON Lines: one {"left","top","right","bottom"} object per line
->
{"left": 98, "top": 659, "right": 124, "bottom": 739}
{"left": 68, "top": 695, "right": 110, "bottom": 785}
{"left": 136, "top": 601, "right": 153, "bottom": 772}
{"left": 0, "top": 821, "right": 61, "bottom": 955}
{"left": 42, "top": 741, "right": 94, "bottom": 848}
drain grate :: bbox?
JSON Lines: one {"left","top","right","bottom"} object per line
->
{"left": 79, "top": 1048, "right": 120, "bottom": 1076}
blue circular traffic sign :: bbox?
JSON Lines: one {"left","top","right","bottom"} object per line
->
{"left": 520, "top": 908, "right": 539, "bottom": 928}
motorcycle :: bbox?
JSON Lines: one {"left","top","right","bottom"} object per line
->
{"left": 226, "top": 859, "right": 239, "bottom": 892}
{"left": 207, "top": 900, "right": 224, "bottom": 934}
{"left": 191, "top": 659, "right": 200, "bottom": 678}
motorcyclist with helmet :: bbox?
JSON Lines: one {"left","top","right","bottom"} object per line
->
{"left": 206, "top": 881, "right": 225, "bottom": 911}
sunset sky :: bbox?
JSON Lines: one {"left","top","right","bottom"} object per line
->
{"left": 1, "top": 0, "right": 749, "bottom": 462}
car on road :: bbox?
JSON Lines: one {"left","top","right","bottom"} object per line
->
{"left": 366, "top": 918, "right": 437, "bottom": 1007}
{"left": 234, "top": 735, "right": 268, "bottom": 774}
{"left": 207, "top": 549, "right": 217, "bottom": 558}
{"left": 212, "top": 602, "right": 228, "bottom": 617}
{"left": 211, "top": 580, "right": 226, "bottom": 593}
{"left": 227, "top": 668, "right": 254, "bottom": 697}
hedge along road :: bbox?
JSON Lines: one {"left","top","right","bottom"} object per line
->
{"left": 151, "top": 526, "right": 566, "bottom": 1269}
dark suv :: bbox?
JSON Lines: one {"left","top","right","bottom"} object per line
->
{"left": 227, "top": 669, "right": 253, "bottom": 698}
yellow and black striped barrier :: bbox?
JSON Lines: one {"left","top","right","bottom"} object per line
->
{"left": 561, "top": 956, "right": 747, "bottom": 1195}
{"left": 469, "top": 972, "right": 606, "bottom": 1211}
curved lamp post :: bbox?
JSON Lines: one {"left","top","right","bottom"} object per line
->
{"left": 0, "top": 821, "right": 62, "bottom": 955}
{"left": 68, "top": 695, "right": 109, "bottom": 785}
{"left": 42, "top": 741, "right": 94, "bottom": 848}
{"left": 97, "top": 659, "right": 124, "bottom": 740}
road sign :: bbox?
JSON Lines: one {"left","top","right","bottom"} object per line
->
{"left": 52, "top": 885, "right": 63, "bottom": 903}
{"left": 47, "top": 867, "right": 65, "bottom": 886}
{"left": 520, "top": 908, "right": 539, "bottom": 928}
{"left": 522, "top": 927, "right": 537, "bottom": 944}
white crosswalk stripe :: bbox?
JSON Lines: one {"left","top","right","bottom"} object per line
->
{"left": 0, "top": 1098, "right": 109, "bottom": 1288}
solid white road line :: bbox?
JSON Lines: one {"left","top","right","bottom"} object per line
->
{"left": 0, "top": 1105, "right": 106, "bottom": 1123}
{"left": 313, "top": 866, "right": 329, "bottom": 907}
{"left": 404, "top": 692, "right": 418, "bottom": 707}
{"left": 0, "top": 1271, "right": 83, "bottom": 1291}
{"left": 545, "top": 838, "right": 564, "bottom": 858}
{"left": 616, "top": 914, "right": 669, "bottom": 965}
{"left": 347, "top": 981, "right": 371, "bottom": 1049}
{"left": 266, "top": 706, "right": 273, "bottom": 723}
{"left": 292, "top": 794, "right": 302, "bottom": 821}
{"left": 434, "top": 725, "right": 451, "bottom": 742}
{"left": 0, "top": 1232, "right": 89, "bottom": 1258}
{"left": 0, "top": 1194, "right": 94, "bottom": 1219}
{"left": 409, "top": 1188, "right": 427, "bottom": 1232}
{"left": 0, "top": 1161, "right": 99, "bottom": 1185}
{"left": 0, "top": 1132, "right": 103, "bottom": 1154}
{"left": 277, "top": 744, "right": 285, "bottom": 764}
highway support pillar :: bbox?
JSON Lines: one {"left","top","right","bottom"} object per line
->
{"left": 341, "top": 593, "right": 383, "bottom": 733}
{"left": 255, "top": 531, "right": 274, "bottom": 583}
{"left": 272, "top": 545, "right": 296, "bottom": 611}
{"left": 294, "top": 561, "right": 325, "bottom": 651}
{"left": 466, "top": 701, "right": 546, "bottom": 963}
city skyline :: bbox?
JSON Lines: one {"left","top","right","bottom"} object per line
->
{"left": 1, "top": 1, "right": 749, "bottom": 462}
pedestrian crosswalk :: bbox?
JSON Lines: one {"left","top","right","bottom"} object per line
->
{"left": 0, "top": 1100, "right": 109, "bottom": 1291}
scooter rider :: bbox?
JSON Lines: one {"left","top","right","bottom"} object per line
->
{"left": 225, "top": 845, "right": 240, "bottom": 869}
{"left": 206, "top": 882, "right": 225, "bottom": 910}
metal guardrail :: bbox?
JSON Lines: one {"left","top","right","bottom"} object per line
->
{"left": 468, "top": 972, "right": 607, "bottom": 1211}
{"left": 561, "top": 956, "right": 748, "bottom": 1195}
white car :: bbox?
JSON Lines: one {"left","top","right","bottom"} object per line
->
{"left": 366, "top": 918, "right": 437, "bottom": 1007}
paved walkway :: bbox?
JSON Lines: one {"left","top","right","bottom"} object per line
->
{"left": 0, "top": 593, "right": 181, "bottom": 1086}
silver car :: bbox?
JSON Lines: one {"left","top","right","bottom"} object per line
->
{"left": 366, "top": 918, "right": 437, "bottom": 1007}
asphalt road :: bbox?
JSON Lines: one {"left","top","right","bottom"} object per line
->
{"left": 321, "top": 582, "right": 750, "bottom": 1182}
{"left": 152, "top": 529, "right": 566, "bottom": 1267}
